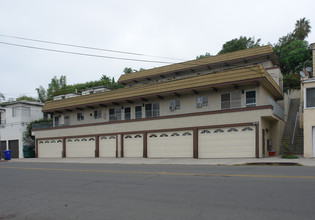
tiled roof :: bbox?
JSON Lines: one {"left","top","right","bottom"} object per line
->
{"left": 42, "top": 64, "right": 283, "bottom": 112}
{"left": 118, "top": 45, "right": 277, "bottom": 84}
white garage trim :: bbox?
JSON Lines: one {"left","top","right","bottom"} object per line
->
{"left": 148, "top": 131, "right": 193, "bottom": 158}
{"left": 99, "top": 135, "right": 116, "bottom": 158}
{"left": 66, "top": 137, "right": 95, "bottom": 158}
{"left": 38, "top": 139, "right": 63, "bottom": 158}
{"left": 198, "top": 126, "right": 255, "bottom": 158}
{"left": 124, "top": 134, "right": 143, "bottom": 157}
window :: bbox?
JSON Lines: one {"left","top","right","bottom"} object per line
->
{"left": 145, "top": 103, "right": 160, "bottom": 118}
{"left": 12, "top": 107, "right": 20, "bottom": 117}
{"left": 21, "top": 107, "right": 30, "bottom": 117}
{"left": 306, "top": 88, "right": 315, "bottom": 108}
{"left": 227, "top": 128, "right": 238, "bottom": 132}
{"left": 196, "top": 96, "right": 208, "bottom": 108}
{"left": 135, "top": 106, "right": 142, "bottom": 119}
{"left": 169, "top": 99, "right": 180, "bottom": 111}
{"left": 64, "top": 116, "right": 70, "bottom": 125}
{"left": 124, "top": 107, "right": 131, "bottom": 120}
{"left": 221, "top": 91, "right": 241, "bottom": 110}
{"left": 94, "top": 110, "right": 102, "bottom": 119}
{"left": 109, "top": 107, "right": 121, "bottom": 121}
{"left": 182, "top": 132, "right": 192, "bottom": 136}
{"left": 54, "top": 116, "right": 59, "bottom": 127}
{"left": 246, "top": 90, "right": 256, "bottom": 107}
{"left": 77, "top": 112, "right": 84, "bottom": 121}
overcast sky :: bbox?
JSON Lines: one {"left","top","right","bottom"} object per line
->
{"left": 1, "top": 0, "right": 314, "bottom": 100}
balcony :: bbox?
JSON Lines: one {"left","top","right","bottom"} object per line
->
{"left": 269, "top": 98, "right": 284, "bottom": 120}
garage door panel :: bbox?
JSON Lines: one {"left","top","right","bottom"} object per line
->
{"left": 124, "top": 134, "right": 143, "bottom": 157}
{"left": 38, "top": 139, "right": 63, "bottom": 158}
{"left": 66, "top": 137, "right": 95, "bottom": 158}
{"left": 199, "top": 127, "right": 255, "bottom": 158}
{"left": 99, "top": 136, "right": 116, "bottom": 158}
{"left": 148, "top": 131, "right": 193, "bottom": 158}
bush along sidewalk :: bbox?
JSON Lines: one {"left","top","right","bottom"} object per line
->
{"left": 281, "top": 137, "right": 299, "bottom": 159}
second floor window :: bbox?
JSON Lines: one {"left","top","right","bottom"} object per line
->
{"left": 124, "top": 107, "right": 131, "bottom": 120}
{"left": 77, "top": 112, "right": 84, "bottom": 121}
{"left": 246, "top": 90, "right": 256, "bottom": 107}
{"left": 221, "top": 91, "right": 241, "bottom": 110}
{"left": 145, "top": 103, "right": 160, "bottom": 118}
{"left": 306, "top": 88, "right": 315, "bottom": 108}
{"left": 54, "top": 116, "right": 59, "bottom": 126}
{"left": 169, "top": 99, "right": 180, "bottom": 111}
{"left": 94, "top": 110, "right": 102, "bottom": 119}
{"left": 135, "top": 106, "right": 142, "bottom": 119}
{"left": 109, "top": 107, "right": 121, "bottom": 121}
{"left": 196, "top": 96, "right": 208, "bottom": 108}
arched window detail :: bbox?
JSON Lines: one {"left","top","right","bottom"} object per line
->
{"left": 45, "top": 141, "right": 50, "bottom": 143}
{"left": 149, "top": 134, "right": 157, "bottom": 138}
{"left": 125, "top": 135, "right": 132, "bottom": 139}
{"left": 100, "top": 136, "right": 107, "bottom": 140}
{"left": 200, "top": 130, "right": 210, "bottom": 134}
{"left": 134, "top": 135, "right": 142, "bottom": 138}
{"left": 171, "top": 133, "right": 180, "bottom": 136}
{"left": 214, "top": 129, "right": 224, "bottom": 133}
{"left": 109, "top": 136, "right": 116, "bottom": 139}
{"left": 74, "top": 139, "right": 80, "bottom": 142}
{"left": 89, "top": 138, "right": 95, "bottom": 141}
{"left": 39, "top": 141, "right": 44, "bottom": 144}
{"left": 160, "top": 134, "right": 168, "bottom": 137}
{"left": 227, "top": 128, "right": 238, "bottom": 132}
{"left": 182, "top": 132, "right": 192, "bottom": 136}
{"left": 242, "top": 127, "right": 254, "bottom": 131}
{"left": 81, "top": 138, "right": 87, "bottom": 141}
{"left": 51, "top": 140, "right": 56, "bottom": 143}
{"left": 67, "top": 139, "right": 73, "bottom": 142}
{"left": 57, "top": 140, "right": 62, "bottom": 143}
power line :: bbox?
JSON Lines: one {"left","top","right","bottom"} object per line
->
{"left": 0, "top": 41, "right": 176, "bottom": 64}
{"left": 0, "top": 34, "right": 186, "bottom": 61}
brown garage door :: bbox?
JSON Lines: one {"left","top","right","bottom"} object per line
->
{"left": 9, "top": 140, "right": 19, "bottom": 158}
{"left": 0, "top": 141, "right": 6, "bottom": 159}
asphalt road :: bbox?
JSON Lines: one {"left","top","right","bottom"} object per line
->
{"left": 0, "top": 162, "right": 315, "bottom": 220}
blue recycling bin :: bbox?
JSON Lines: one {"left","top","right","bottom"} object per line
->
{"left": 4, "top": 150, "right": 11, "bottom": 160}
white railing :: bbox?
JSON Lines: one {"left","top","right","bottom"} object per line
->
{"left": 269, "top": 98, "right": 284, "bottom": 120}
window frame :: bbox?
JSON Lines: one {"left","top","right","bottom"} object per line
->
{"left": 169, "top": 99, "right": 180, "bottom": 111}
{"left": 305, "top": 87, "right": 315, "bottom": 109}
{"left": 135, "top": 105, "right": 142, "bottom": 119}
{"left": 221, "top": 91, "right": 241, "bottom": 110}
{"left": 77, "top": 112, "right": 84, "bottom": 121}
{"left": 94, "top": 110, "right": 102, "bottom": 119}
{"left": 109, "top": 107, "right": 122, "bottom": 121}
{"left": 145, "top": 103, "right": 160, "bottom": 118}
{"left": 245, "top": 90, "right": 256, "bottom": 107}
{"left": 196, "top": 96, "right": 208, "bottom": 108}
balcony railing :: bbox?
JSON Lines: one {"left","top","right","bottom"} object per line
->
{"left": 145, "top": 109, "right": 160, "bottom": 118}
{"left": 269, "top": 98, "right": 284, "bottom": 120}
{"left": 32, "top": 122, "right": 53, "bottom": 130}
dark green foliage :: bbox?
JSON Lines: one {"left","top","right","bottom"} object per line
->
{"left": 37, "top": 74, "right": 123, "bottom": 102}
{"left": 217, "top": 36, "right": 261, "bottom": 55}
{"left": 23, "top": 118, "right": 53, "bottom": 146}
{"left": 283, "top": 74, "right": 301, "bottom": 90}
{"left": 196, "top": 52, "right": 212, "bottom": 60}
{"left": 16, "top": 95, "right": 38, "bottom": 102}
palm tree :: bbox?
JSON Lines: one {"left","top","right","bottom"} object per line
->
{"left": 294, "top": 17, "right": 311, "bottom": 40}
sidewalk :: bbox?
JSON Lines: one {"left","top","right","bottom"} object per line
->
{"left": 5, "top": 157, "right": 315, "bottom": 166}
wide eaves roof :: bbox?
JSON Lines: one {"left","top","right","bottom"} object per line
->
{"left": 118, "top": 45, "right": 278, "bottom": 84}
{"left": 42, "top": 65, "right": 283, "bottom": 113}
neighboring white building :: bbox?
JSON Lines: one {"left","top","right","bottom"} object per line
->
{"left": 81, "top": 86, "right": 111, "bottom": 95}
{"left": 0, "top": 100, "right": 44, "bottom": 158}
